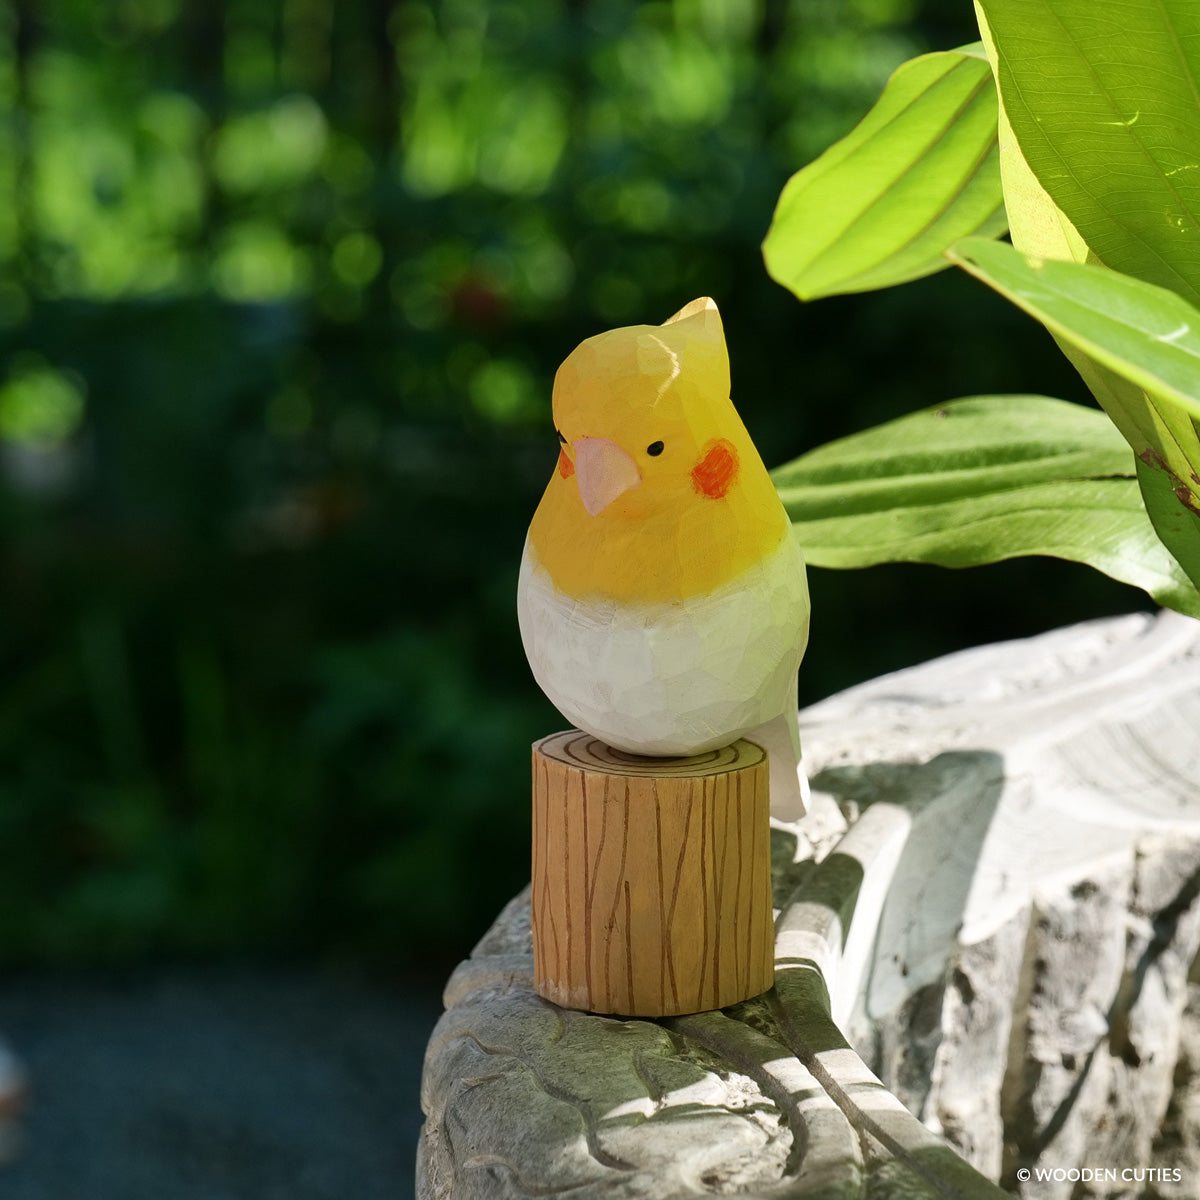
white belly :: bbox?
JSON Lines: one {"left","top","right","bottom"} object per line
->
{"left": 517, "top": 534, "right": 809, "bottom": 756}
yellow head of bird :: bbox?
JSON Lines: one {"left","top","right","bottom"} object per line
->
{"left": 551, "top": 297, "right": 751, "bottom": 520}
{"left": 528, "top": 296, "right": 791, "bottom": 603}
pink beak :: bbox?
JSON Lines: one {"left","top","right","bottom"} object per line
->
{"left": 573, "top": 436, "right": 641, "bottom": 516}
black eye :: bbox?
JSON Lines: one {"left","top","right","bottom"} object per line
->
{"left": 556, "top": 430, "right": 567, "bottom": 445}
{"left": 646, "top": 440, "right": 664, "bottom": 456}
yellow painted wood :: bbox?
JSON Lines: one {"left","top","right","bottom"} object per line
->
{"left": 531, "top": 730, "right": 775, "bottom": 1017}
{"left": 526, "top": 298, "right": 793, "bottom": 605}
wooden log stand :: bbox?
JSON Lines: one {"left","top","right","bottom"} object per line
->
{"left": 531, "top": 730, "right": 774, "bottom": 1017}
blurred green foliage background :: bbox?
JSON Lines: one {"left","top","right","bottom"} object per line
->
{"left": 0, "top": 0, "right": 1144, "bottom": 975}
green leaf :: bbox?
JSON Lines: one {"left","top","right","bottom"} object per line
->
{"left": 1063, "top": 348, "right": 1200, "bottom": 590}
{"left": 971, "top": 2, "right": 1092, "bottom": 266}
{"left": 773, "top": 395, "right": 1200, "bottom": 616}
{"left": 762, "top": 45, "right": 1007, "bottom": 301}
{"left": 1136, "top": 453, "right": 1200, "bottom": 589}
{"left": 971, "top": 5, "right": 1200, "bottom": 597}
{"left": 948, "top": 239, "right": 1200, "bottom": 598}
{"left": 950, "top": 239, "right": 1200, "bottom": 421}
{"left": 977, "top": 0, "right": 1200, "bottom": 308}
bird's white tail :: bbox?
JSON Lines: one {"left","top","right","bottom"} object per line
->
{"left": 747, "top": 701, "right": 808, "bottom": 822}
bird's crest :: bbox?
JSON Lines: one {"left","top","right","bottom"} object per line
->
{"left": 663, "top": 296, "right": 722, "bottom": 340}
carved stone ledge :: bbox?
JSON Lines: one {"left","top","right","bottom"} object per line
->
{"left": 419, "top": 611, "right": 1200, "bottom": 1199}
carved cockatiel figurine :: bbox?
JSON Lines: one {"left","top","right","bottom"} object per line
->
{"left": 518, "top": 297, "right": 811, "bottom": 819}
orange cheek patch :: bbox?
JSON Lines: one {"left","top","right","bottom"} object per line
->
{"left": 557, "top": 448, "right": 575, "bottom": 479}
{"left": 691, "top": 438, "right": 738, "bottom": 498}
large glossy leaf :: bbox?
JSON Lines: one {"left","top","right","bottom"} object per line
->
{"left": 977, "top": 0, "right": 1200, "bottom": 308}
{"left": 762, "top": 45, "right": 1006, "bottom": 301}
{"left": 949, "top": 239, "right": 1200, "bottom": 421}
{"left": 971, "top": 2, "right": 1089, "bottom": 266}
{"left": 772, "top": 396, "right": 1200, "bottom": 616}
{"left": 948, "top": 239, "right": 1200, "bottom": 590}
{"left": 972, "top": 2, "right": 1200, "bottom": 598}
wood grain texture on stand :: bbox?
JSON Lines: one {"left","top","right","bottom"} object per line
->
{"left": 532, "top": 731, "right": 774, "bottom": 1016}
{"left": 419, "top": 611, "right": 1200, "bottom": 1200}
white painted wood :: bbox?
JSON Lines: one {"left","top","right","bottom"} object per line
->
{"left": 419, "top": 611, "right": 1200, "bottom": 1198}
{"left": 518, "top": 531, "right": 811, "bottom": 818}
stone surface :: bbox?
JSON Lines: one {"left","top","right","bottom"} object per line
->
{"left": 421, "top": 610, "right": 1200, "bottom": 1199}
{"left": 803, "top": 610, "right": 1200, "bottom": 1196}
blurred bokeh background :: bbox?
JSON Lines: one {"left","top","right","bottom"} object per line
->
{"left": 0, "top": 0, "right": 1145, "bottom": 1044}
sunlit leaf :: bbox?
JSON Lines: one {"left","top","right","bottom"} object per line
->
{"left": 951, "top": 240, "right": 1200, "bottom": 419}
{"left": 948, "top": 238, "right": 1200, "bottom": 601}
{"left": 977, "top": 0, "right": 1200, "bottom": 308}
{"left": 773, "top": 395, "right": 1199, "bottom": 616}
{"left": 949, "top": 238, "right": 1200, "bottom": 596}
{"left": 972, "top": 2, "right": 1200, "bottom": 597}
{"left": 971, "top": 2, "right": 1090, "bottom": 266}
{"left": 763, "top": 44, "right": 1006, "bottom": 300}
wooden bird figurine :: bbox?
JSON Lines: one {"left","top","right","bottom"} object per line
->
{"left": 518, "top": 297, "right": 811, "bottom": 819}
